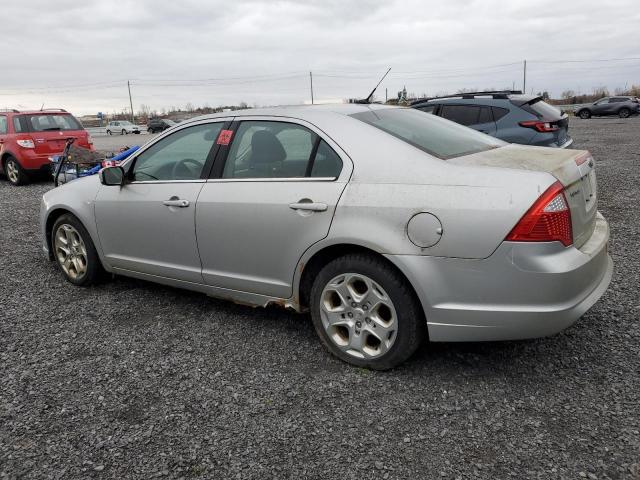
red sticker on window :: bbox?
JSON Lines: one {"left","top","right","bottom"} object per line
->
{"left": 216, "top": 129, "right": 234, "bottom": 145}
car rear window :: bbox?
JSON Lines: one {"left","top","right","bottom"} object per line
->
{"left": 521, "top": 99, "right": 563, "bottom": 120}
{"left": 26, "top": 114, "right": 82, "bottom": 132}
{"left": 350, "top": 108, "right": 504, "bottom": 160}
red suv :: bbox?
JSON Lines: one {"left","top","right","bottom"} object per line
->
{"left": 0, "top": 109, "right": 94, "bottom": 185}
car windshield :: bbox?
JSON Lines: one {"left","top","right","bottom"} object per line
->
{"left": 350, "top": 108, "right": 504, "bottom": 159}
{"left": 165, "top": 120, "right": 176, "bottom": 125}
{"left": 26, "top": 114, "right": 82, "bottom": 132}
{"left": 120, "top": 121, "right": 133, "bottom": 126}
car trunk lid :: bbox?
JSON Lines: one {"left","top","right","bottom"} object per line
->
{"left": 449, "top": 144, "right": 598, "bottom": 248}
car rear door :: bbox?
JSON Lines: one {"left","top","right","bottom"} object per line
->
{"left": 439, "top": 104, "right": 497, "bottom": 135}
{"left": 195, "top": 117, "right": 352, "bottom": 298}
{"left": 94, "top": 119, "right": 230, "bottom": 283}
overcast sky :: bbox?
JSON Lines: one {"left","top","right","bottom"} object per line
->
{"left": 2, "top": 0, "right": 639, "bottom": 116}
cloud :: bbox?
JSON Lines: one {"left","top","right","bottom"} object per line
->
{"left": 1, "top": 0, "right": 639, "bottom": 114}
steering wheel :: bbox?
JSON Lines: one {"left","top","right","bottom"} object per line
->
{"left": 171, "top": 158, "right": 202, "bottom": 180}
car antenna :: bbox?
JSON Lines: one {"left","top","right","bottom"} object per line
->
{"left": 40, "top": 103, "right": 44, "bottom": 111}
{"left": 355, "top": 67, "right": 391, "bottom": 104}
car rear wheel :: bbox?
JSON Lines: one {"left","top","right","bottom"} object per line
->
{"left": 578, "top": 110, "right": 591, "bottom": 119}
{"left": 121, "top": 129, "right": 127, "bottom": 135}
{"left": 619, "top": 108, "right": 631, "bottom": 118}
{"left": 4, "top": 156, "right": 29, "bottom": 186}
{"left": 310, "top": 253, "right": 426, "bottom": 370}
{"left": 52, "top": 214, "right": 104, "bottom": 286}
{"left": 106, "top": 130, "right": 112, "bottom": 135}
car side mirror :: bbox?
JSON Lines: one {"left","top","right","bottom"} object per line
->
{"left": 99, "top": 166, "right": 125, "bottom": 186}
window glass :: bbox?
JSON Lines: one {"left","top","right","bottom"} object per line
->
{"left": 522, "top": 99, "right": 563, "bottom": 120}
{"left": 350, "top": 108, "right": 504, "bottom": 160}
{"left": 132, "top": 123, "right": 222, "bottom": 181}
{"left": 0, "top": 116, "right": 7, "bottom": 134}
{"left": 222, "top": 121, "right": 316, "bottom": 179}
{"left": 477, "top": 106, "right": 492, "bottom": 124}
{"left": 439, "top": 105, "right": 480, "bottom": 126}
{"left": 311, "top": 140, "right": 342, "bottom": 178}
{"left": 12, "top": 116, "right": 23, "bottom": 133}
{"left": 492, "top": 107, "right": 509, "bottom": 122}
{"left": 418, "top": 104, "right": 436, "bottom": 114}
{"left": 26, "top": 114, "right": 81, "bottom": 132}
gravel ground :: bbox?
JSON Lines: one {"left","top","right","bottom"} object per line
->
{"left": 1, "top": 117, "right": 639, "bottom": 479}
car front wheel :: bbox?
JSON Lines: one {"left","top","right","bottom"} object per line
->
{"left": 310, "top": 253, "right": 426, "bottom": 370}
{"left": 578, "top": 110, "right": 591, "bottom": 119}
{"left": 4, "top": 156, "right": 28, "bottom": 186}
{"left": 52, "top": 214, "right": 103, "bottom": 286}
{"left": 106, "top": 130, "right": 112, "bottom": 135}
{"left": 619, "top": 108, "right": 631, "bottom": 118}
{"left": 121, "top": 129, "right": 127, "bottom": 135}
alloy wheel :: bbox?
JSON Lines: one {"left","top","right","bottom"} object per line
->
{"left": 6, "top": 160, "right": 19, "bottom": 183}
{"left": 54, "top": 224, "right": 88, "bottom": 280}
{"left": 319, "top": 273, "right": 398, "bottom": 359}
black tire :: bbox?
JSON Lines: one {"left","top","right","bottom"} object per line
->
{"left": 619, "top": 108, "right": 631, "bottom": 118}
{"left": 51, "top": 214, "right": 104, "bottom": 286}
{"left": 4, "top": 156, "right": 29, "bottom": 186}
{"left": 121, "top": 129, "right": 127, "bottom": 135}
{"left": 578, "top": 109, "right": 591, "bottom": 119}
{"left": 106, "top": 130, "right": 112, "bottom": 135}
{"left": 310, "top": 253, "right": 426, "bottom": 370}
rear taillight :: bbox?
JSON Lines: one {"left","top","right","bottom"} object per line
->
{"left": 519, "top": 120, "right": 559, "bottom": 132}
{"left": 506, "top": 181, "right": 573, "bottom": 247}
{"left": 16, "top": 138, "right": 35, "bottom": 148}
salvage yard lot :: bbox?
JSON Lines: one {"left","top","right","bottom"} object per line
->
{"left": 1, "top": 117, "right": 639, "bottom": 479}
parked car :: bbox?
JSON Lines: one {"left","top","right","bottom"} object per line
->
{"left": 0, "top": 109, "right": 93, "bottom": 186}
{"left": 147, "top": 118, "right": 177, "bottom": 134}
{"left": 106, "top": 121, "right": 140, "bottom": 135}
{"left": 574, "top": 96, "right": 640, "bottom": 119}
{"left": 40, "top": 105, "right": 612, "bottom": 369}
{"left": 411, "top": 91, "right": 573, "bottom": 148}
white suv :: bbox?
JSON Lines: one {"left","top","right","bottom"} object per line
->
{"left": 106, "top": 121, "right": 140, "bottom": 135}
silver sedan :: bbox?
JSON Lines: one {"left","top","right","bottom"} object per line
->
{"left": 40, "top": 104, "right": 613, "bottom": 369}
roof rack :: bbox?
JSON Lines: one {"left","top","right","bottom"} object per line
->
{"left": 410, "top": 90, "right": 524, "bottom": 105}
{"left": 39, "top": 108, "right": 68, "bottom": 112}
{"left": 0, "top": 108, "right": 20, "bottom": 113}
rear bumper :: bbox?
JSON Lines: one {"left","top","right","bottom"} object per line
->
{"left": 386, "top": 212, "right": 612, "bottom": 342}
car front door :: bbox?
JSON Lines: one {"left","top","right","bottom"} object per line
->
{"left": 592, "top": 98, "right": 609, "bottom": 115}
{"left": 94, "top": 120, "right": 228, "bottom": 283}
{"left": 195, "top": 118, "right": 351, "bottom": 298}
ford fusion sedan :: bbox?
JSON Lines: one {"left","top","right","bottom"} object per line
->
{"left": 40, "top": 104, "right": 613, "bottom": 369}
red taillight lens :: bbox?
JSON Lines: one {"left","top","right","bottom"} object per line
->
{"left": 506, "top": 181, "right": 573, "bottom": 247}
{"left": 519, "top": 120, "right": 559, "bottom": 132}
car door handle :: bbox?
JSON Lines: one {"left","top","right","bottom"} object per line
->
{"left": 163, "top": 198, "right": 190, "bottom": 208}
{"left": 288, "top": 201, "right": 328, "bottom": 212}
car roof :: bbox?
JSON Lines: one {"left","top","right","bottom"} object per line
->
{"left": 180, "top": 103, "right": 396, "bottom": 124}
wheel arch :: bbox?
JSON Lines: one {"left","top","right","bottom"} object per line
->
{"left": 296, "top": 243, "right": 426, "bottom": 324}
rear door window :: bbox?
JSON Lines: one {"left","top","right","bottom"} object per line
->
{"left": 440, "top": 105, "right": 480, "bottom": 126}
{"left": 0, "top": 116, "right": 7, "bottom": 134}
{"left": 477, "top": 106, "right": 492, "bottom": 124}
{"left": 222, "top": 121, "right": 341, "bottom": 179}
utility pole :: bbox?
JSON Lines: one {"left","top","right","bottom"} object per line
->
{"left": 309, "top": 72, "right": 314, "bottom": 105}
{"left": 385, "top": 87, "right": 388, "bottom": 102}
{"left": 127, "top": 80, "right": 134, "bottom": 123}
{"left": 523, "top": 60, "right": 527, "bottom": 93}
